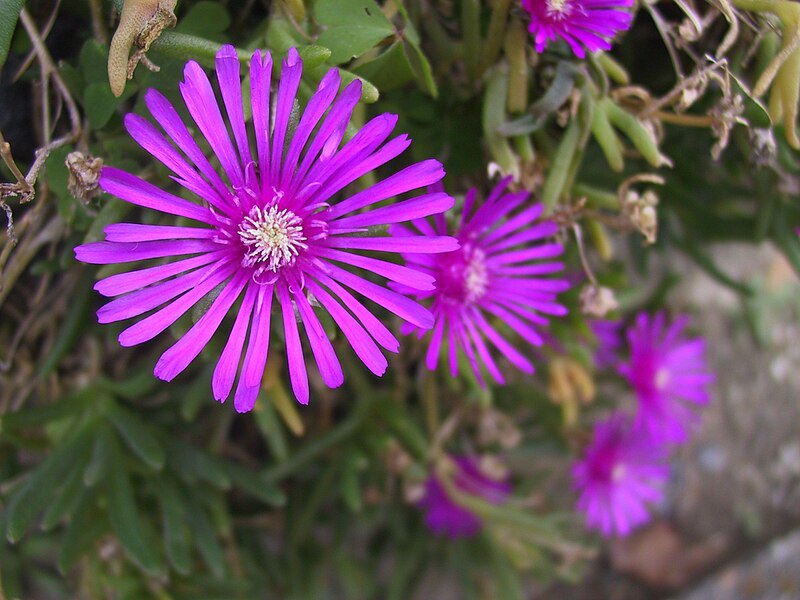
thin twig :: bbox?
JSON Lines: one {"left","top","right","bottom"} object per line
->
{"left": 572, "top": 224, "right": 598, "bottom": 287}
{"left": 1, "top": 9, "right": 81, "bottom": 247}
{"left": 12, "top": 0, "right": 61, "bottom": 83}
{"left": 0, "top": 215, "right": 64, "bottom": 306}
{"left": 0, "top": 132, "right": 32, "bottom": 193}
{"left": 18, "top": 7, "right": 81, "bottom": 153}
{"left": 644, "top": 2, "right": 685, "bottom": 78}
{"left": 88, "top": 0, "right": 109, "bottom": 44}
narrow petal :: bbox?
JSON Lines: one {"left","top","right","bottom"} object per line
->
{"left": 425, "top": 317, "right": 446, "bottom": 371}
{"left": 76, "top": 239, "right": 221, "bottom": 264}
{"left": 481, "top": 203, "right": 545, "bottom": 246}
{"left": 325, "top": 235, "right": 459, "bottom": 254}
{"left": 306, "top": 279, "right": 388, "bottom": 376}
{"left": 454, "top": 320, "right": 484, "bottom": 387}
{"left": 280, "top": 68, "right": 340, "bottom": 189}
{"left": 313, "top": 247, "right": 435, "bottom": 291}
{"left": 484, "top": 222, "right": 559, "bottom": 254}
{"left": 181, "top": 60, "right": 244, "bottom": 188}
{"left": 104, "top": 223, "right": 215, "bottom": 242}
{"left": 213, "top": 282, "right": 258, "bottom": 402}
{"left": 124, "top": 113, "right": 229, "bottom": 211}
{"left": 94, "top": 251, "right": 226, "bottom": 297}
{"left": 97, "top": 263, "right": 218, "bottom": 323}
{"left": 463, "top": 317, "right": 505, "bottom": 384}
{"left": 270, "top": 48, "right": 303, "bottom": 186}
{"left": 329, "top": 193, "right": 454, "bottom": 230}
{"left": 310, "top": 270, "right": 399, "bottom": 352}
{"left": 215, "top": 44, "right": 252, "bottom": 170}
{"left": 250, "top": 50, "right": 273, "bottom": 194}
{"left": 118, "top": 262, "right": 236, "bottom": 347}
{"left": 482, "top": 301, "right": 545, "bottom": 347}
{"left": 99, "top": 167, "right": 216, "bottom": 225}
{"left": 293, "top": 287, "right": 344, "bottom": 389}
{"left": 144, "top": 89, "right": 236, "bottom": 211}
{"left": 492, "top": 262, "right": 565, "bottom": 277}
{"left": 278, "top": 284, "right": 309, "bottom": 404}
{"left": 487, "top": 243, "right": 564, "bottom": 266}
{"left": 232, "top": 285, "right": 274, "bottom": 412}
{"left": 300, "top": 113, "right": 399, "bottom": 204}
{"left": 322, "top": 262, "right": 434, "bottom": 329}
{"left": 288, "top": 79, "right": 363, "bottom": 199}
{"left": 325, "top": 159, "right": 445, "bottom": 220}
{"left": 155, "top": 270, "right": 249, "bottom": 381}
{"left": 470, "top": 309, "right": 534, "bottom": 373}
{"left": 242, "top": 285, "right": 274, "bottom": 388}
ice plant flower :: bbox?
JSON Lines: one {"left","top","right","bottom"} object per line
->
{"left": 572, "top": 412, "right": 669, "bottom": 537}
{"left": 521, "top": 0, "right": 634, "bottom": 59}
{"left": 619, "top": 312, "right": 714, "bottom": 444}
{"left": 74, "top": 45, "right": 458, "bottom": 411}
{"left": 390, "top": 178, "right": 568, "bottom": 385}
{"left": 418, "top": 456, "right": 512, "bottom": 538}
{"left": 591, "top": 318, "right": 622, "bottom": 369}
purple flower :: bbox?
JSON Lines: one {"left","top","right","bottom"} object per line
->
{"left": 619, "top": 312, "right": 714, "bottom": 444}
{"left": 521, "top": 0, "right": 634, "bottom": 59}
{"left": 418, "top": 456, "right": 512, "bottom": 538}
{"left": 591, "top": 318, "right": 622, "bottom": 369}
{"left": 572, "top": 412, "right": 669, "bottom": 537}
{"left": 74, "top": 46, "right": 458, "bottom": 411}
{"left": 390, "top": 178, "right": 568, "bottom": 386}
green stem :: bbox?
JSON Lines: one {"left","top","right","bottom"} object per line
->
{"left": 504, "top": 17, "right": 529, "bottom": 113}
{"left": 483, "top": 66, "right": 520, "bottom": 179}
{"left": 462, "top": 0, "right": 481, "bottom": 79}
{"left": 262, "top": 411, "right": 364, "bottom": 482}
{"left": 590, "top": 102, "right": 624, "bottom": 172}
{"left": 572, "top": 183, "right": 620, "bottom": 210}
{"left": 479, "top": 0, "right": 512, "bottom": 75}
{"left": 151, "top": 31, "right": 249, "bottom": 67}
{"left": 603, "top": 98, "right": 668, "bottom": 168}
{"left": 513, "top": 134, "right": 535, "bottom": 163}
{"left": 541, "top": 118, "right": 581, "bottom": 212}
{"left": 729, "top": 0, "right": 782, "bottom": 12}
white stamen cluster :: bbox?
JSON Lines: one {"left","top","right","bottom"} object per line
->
{"left": 654, "top": 367, "right": 670, "bottom": 391}
{"left": 238, "top": 204, "right": 308, "bottom": 272}
{"left": 546, "top": 0, "right": 572, "bottom": 16}
{"left": 464, "top": 248, "right": 489, "bottom": 303}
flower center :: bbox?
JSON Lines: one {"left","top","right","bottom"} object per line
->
{"left": 546, "top": 0, "right": 572, "bottom": 17}
{"left": 437, "top": 245, "right": 489, "bottom": 306}
{"left": 464, "top": 249, "right": 489, "bottom": 303}
{"left": 238, "top": 204, "right": 307, "bottom": 272}
{"left": 654, "top": 367, "right": 670, "bottom": 391}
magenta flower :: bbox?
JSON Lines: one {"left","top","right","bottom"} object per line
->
{"left": 521, "top": 0, "right": 634, "bottom": 58}
{"left": 74, "top": 46, "right": 458, "bottom": 411}
{"left": 418, "top": 456, "right": 512, "bottom": 538}
{"left": 572, "top": 412, "right": 669, "bottom": 537}
{"left": 619, "top": 312, "right": 714, "bottom": 444}
{"left": 591, "top": 319, "right": 623, "bottom": 369}
{"left": 390, "top": 178, "right": 568, "bottom": 386}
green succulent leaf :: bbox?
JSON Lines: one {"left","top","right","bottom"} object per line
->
{"left": 106, "top": 437, "right": 164, "bottom": 576}
{"left": 0, "top": 0, "right": 22, "bottom": 71}
{"left": 108, "top": 404, "right": 166, "bottom": 471}
{"left": 314, "top": 0, "right": 394, "bottom": 64}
